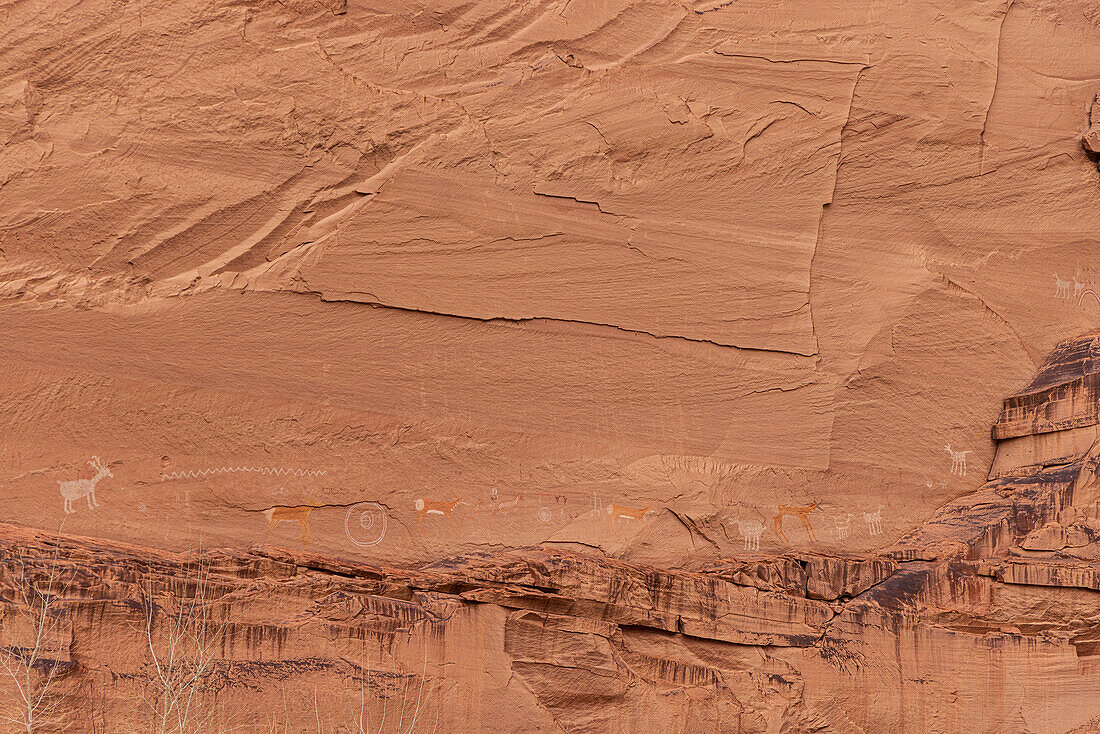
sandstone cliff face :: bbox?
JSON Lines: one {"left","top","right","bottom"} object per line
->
{"left": 2, "top": 341, "right": 1100, "bottom": 733}
{"left": 3, "top": 0, "right": 1100, "bottom": 731}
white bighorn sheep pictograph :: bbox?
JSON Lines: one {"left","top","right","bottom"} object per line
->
{"left": 863, "top": 506, "right": 883, "bottom": 536}
{"left": 1054, "top": 273, "right": 1072, "bottom": 299}
{"left": 731, "top": 517, "right": 765, "bottom": 551}
{"left": 833, "top": 513, "right": 854, "bottom": 540}
{"left": 944, "top": 444, "right": 971, "bottom": 476}
{"left": 59, "top": 456, "right": 112, "bottom": 514}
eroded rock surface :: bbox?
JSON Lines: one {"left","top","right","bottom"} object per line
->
{"left": 4, "top": 1, "right": 1100, "bottom": 731}
{"left": 4, "top": 332, "right": 1100, "bottom": 731}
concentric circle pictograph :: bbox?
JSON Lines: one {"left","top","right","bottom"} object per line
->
{"left": 344, "top": 502, "right": 388, "bottom": 547}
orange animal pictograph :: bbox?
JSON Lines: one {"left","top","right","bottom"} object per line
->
{"left": 772, "top": 502, "right": 819, "bottom": 542}
{"left": 264, "top": 501, "right": 317, "bottom": 545}
{"left": 605, "top": 504, "right": 655, "bottom": 535}
{"left": 414, "top": 498, "right": 463, "bottom": 532}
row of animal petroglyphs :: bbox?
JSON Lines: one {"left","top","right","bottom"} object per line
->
{"left": 53, "top": 455, "right": 883, "bottom": 551}
{"left": 47, "top": 458, "right": 971, "bottom": 553}
{"left": 1053, "top": 269, "right": 1100, "bottom": 308}
{"left": 1053, "top": 273, "right": 1085, "bottom": 300}
{"left": 52, "top": 440, "right": 977, "bottom": 519}
{"left": 728, "top": 458, "right": 975, "bottom": 551}
{"left": 51, "top": 459, "right": 585, "bottom": 547}
{"left": 414, "top": 491, "right": 884, "bottom": 550}
{"left": 259, "top": 490, "right": 656, "bottom": 543}
{"left": 730, "top": 504, "right": 886, "bottom": 551}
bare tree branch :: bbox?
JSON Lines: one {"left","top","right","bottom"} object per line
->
{"left": 137, "top": 549, "right": 235, "bottom": 734}
{"left": 0, "top": 533, "right": 71, "bottom": 733}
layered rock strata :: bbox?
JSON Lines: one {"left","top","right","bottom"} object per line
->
{"left": 4, "top": 333, "right": 1100, "bottom": 732}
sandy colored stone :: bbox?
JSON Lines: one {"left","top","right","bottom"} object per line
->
{"left": 4, "top": 1, "right": 1100, "bottom": 731}
{"left": 1021, "top": 522, "right": 1066, "bottom": 551}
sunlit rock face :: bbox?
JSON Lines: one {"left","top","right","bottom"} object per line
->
{"left": 4, "top": 0, "right": 1100, "bottom": 731}
{"left": 991, "top": 333, "right": 1100, "bottom": 480}
{"left": 1, "top": 336, "right": 1100, "bottom": 731}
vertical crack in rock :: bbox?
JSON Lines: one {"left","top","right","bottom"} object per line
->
{"left": 978, "top": 0, "right": 1015, "bottom": 175}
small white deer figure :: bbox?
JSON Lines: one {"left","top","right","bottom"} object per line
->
{"left": 59, "top": 456, "right": 112, "bottom": 514}
{"left": 944, "top": 444, "right": 971, "bottom": 476}
{"left": 862, "top": 506, "right": 883, "bottom": 536}
{"left": 833, "top": 513, "right": 853, "bottom": 540}
{"left": 1074, "top": 277, "right": 1086, "bottom": 300}
{"left": 1054, "top": 273, "right": 1072, "bottom": 299}
{"left": 731, "top": 517, "right": 765, "bottom": 551}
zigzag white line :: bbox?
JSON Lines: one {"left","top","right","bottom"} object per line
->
{"left": 159, "top": 466, "right": 327, "bottom": 481}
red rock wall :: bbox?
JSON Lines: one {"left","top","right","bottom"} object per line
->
{"left": 4, "top": 0, "right": 1100, "bottom": 731}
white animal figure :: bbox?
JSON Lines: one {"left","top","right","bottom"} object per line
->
{"left": 863, "top": 506, "right": 883, "bottom": 536}
{"left": 1054, "top": 273, "right": 1072, "bottom": 299}
{"left": 944, "top": 444, "right": 971, "bottom": 476}
{"left": 1075, "top": 277, "right": 1086, "bottom": 300}
{"left": 495, "top": 493, "right": 523, "bottom": 513}
{"left": 59, "top": 456, "right": 112, "bottom": 514}
{"left": 731, "top": 517, "right": 765, "bottom": 551}
{"left": 833, "top": 513, "right": 853, "bottom": 540}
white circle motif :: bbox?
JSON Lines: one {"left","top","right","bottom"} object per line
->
{"left": 345, "top": 502, "right": 388, "bottom": 547}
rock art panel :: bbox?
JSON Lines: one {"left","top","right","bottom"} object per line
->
{"left": 5, "top": 0, "right": 1100, "bottom": 730}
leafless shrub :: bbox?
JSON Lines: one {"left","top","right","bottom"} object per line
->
{"left": 264, "top": 649, "right": 438, "bottom": 734}
{"left": 0, "top": 546, "right": 70, "bottom": 733}
{"left": 344, "top": 652, "right": 437, "bottom": 734}
{"left": 137, "top": 553, "right": 235, "bottom": 734}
